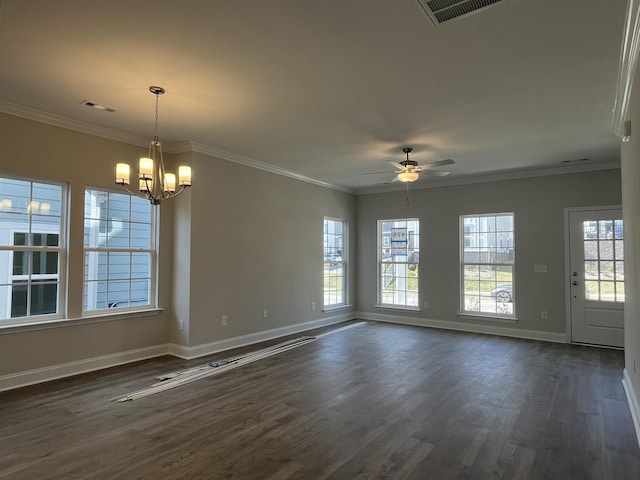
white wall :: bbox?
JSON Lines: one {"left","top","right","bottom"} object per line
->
{"left": 621, "top": 69, "right": 640, "bottom": 431}
{"left": 0, "top": 108, "right": 629, "bottom": 400}
{"left": 0, "top": 112, "right": 173, "bottom": 382}
{"left": 175, "top": 151, "right": 358, "bottom": 350}
{"left": 356, "top": 170, "right": 621, "bottom": 338}
{"left": 0, "top": 112, "right": 359, "bottom": 385}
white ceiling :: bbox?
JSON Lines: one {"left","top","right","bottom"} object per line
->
{"left": 0, "top": 0, "right": 626, "bottom": 192}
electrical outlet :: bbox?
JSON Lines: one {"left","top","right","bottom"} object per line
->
{"left": 263, "top": 309, "right": 268, "bottom": 318}
{"left": 541, "top": 310, "right": 549, "bottom": 320}
{"left": 178, "top": 318, "right": 184, "bottom": 330}
{"left": 311, "top": 302, "right": 316, "bottom": 311}
{"left": 221, "top": 315, "right": 227, "bottom": 326}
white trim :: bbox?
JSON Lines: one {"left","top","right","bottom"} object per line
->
{"left": 0, "top": 308, "right": 162, "bottom": 335}
{"left": 0, "top": 344, "right": 168, "bottom": 392}
{"left": 457, "top": 312, "right": 518, "bottom": 323}
{"left": 0, "top": 102, "right": 620, "bottom": 195}
{"left": 0, "top": 104, "right": 352, "bottom": 193}
{"left": 612, "top": 0, "right": 640, "bottom": 137}
{"left": 0, "top": 312, "right": 357, "bottom": 391}
{"left": 563, "top": 205, "right": 624, "bottom": 345}
{"left": 322, "top": 304, "right": 352, "bottom": 313}
{"left": 168, "top": 312, "right": 357, "bottom": 359}
{"left": 358, "top": 163, "right": 621, "bottom": 195}
{"left": 459, "top": 212, "right": 516, "bottom": 319}
{"left": 622, "top": 368, "right": 640, "bottom": 448}
{"left": 564, "top": 208, "right": 573, "bottom": 343}
{"left": 324, "top": 216, "right": 349, "bottom": 308}
{"left": 374, "top": 304, "right": 421, "bottom": 312}
{"left": 358, "top": 310, "right": 567, "bottom": 344}
{"left": 377, "top": 218, "right": 420, "bottom": 308}
{"left": 116, "top": 322, "right": 366, "bottom": 402}
{"left": 0, "top": 100, "right": 149, "bottom": 148}
{"left": 174, "top": 141, "right": 354, "bottom": 193}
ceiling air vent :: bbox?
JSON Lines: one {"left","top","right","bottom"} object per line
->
{"left": 416, "top": 0, "right": 508, "bottom": 25}
{"left": 81, "top": 100, "right": 116, "bottom": 113}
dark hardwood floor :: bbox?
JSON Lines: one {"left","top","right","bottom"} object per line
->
{"left": 1, "top": 321, "right": 639, "bottom": 479}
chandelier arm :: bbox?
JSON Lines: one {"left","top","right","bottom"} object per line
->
{"left": 115, "top": 86, "right": 191, "bottom": 204}
{"left": 120, "top": 184, "right": 152, "bottom": 200}
{"left": 164, "top": 185, "right": 190, "bottom": 200}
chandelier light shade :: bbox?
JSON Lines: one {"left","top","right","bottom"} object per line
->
{"left": 397, "top": 170, "right": 419, "bottom": 183}
{"left": 115, "top": 86, "right": 191, "bottom": 205}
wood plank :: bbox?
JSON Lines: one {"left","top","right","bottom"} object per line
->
{"left": 0, "top": 322, "right": 638, "bottom": 479}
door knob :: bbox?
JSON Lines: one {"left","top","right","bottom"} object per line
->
{"left": 573, "top": 281, "right": 579, "bottom": 286}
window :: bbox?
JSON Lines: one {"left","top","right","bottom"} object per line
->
{"left": 84, "top": 189, "right": 155, "bottom": 312}
{"left": 378, "top": 219, "right": 419, "bottom": 308}
{"left": 324, "top": 218, "right": 346, "bottom": 307}
{"left": 461, "top": 213, "right": 515, "bottom": 316}
{"left": 583, "top": 219, "right": 624, "bottom": 302}
{"left": 0, "top": 177, "right": 65, "bottom": 321}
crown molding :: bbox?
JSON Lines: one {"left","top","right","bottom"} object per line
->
{"left": 1, "top": 100, "right": 618, "bottom": 196}
{"left": 0, "top": 101, "right": 354, "bottom": 193}
{"left": 357, "top": 161, "right": 621, "bottom": 195}
{"left": 612, "top": 0, "right": 640, "bottom": 138}
{"left": 0, "top": 99, "right": 150, "bottom": 147}
{"left": 174, "top": 141, "right": 355, "bottom": 193}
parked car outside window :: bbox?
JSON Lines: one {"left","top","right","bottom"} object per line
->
{"left": 490, "top": 284, "right": 512, "bottom": 302}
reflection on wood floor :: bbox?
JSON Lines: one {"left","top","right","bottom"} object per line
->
{"left": 1, "top": 321, "right": 639, "bottom": 479}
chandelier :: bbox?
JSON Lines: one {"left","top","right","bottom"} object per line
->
{"left": 116, "top": 86, "right": 191, "bottom": 204}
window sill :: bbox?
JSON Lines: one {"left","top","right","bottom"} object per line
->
{"left": 374, "top": 304, "right": 422, "bottom": 313}
{"left": 0, "top": 308, "right": 163, "bottom": 335}
{"left": 322, "top": 304, "right": 353, "bottom": 313}
{"left": 457, "top": 312, "right": 518, "bottom": 323}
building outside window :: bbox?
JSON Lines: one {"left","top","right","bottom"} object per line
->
{"left": 378, "top": 218, "right": 419, "bottom": 308}
{"left": 84, "top": 189, "right": 155, "bottom": 312}
{"left": 324, "top": 217, "right": 346, "bottom": 307}
{"left": 461, "top": 213, "right": 515, "bottom": 316}
{"left": 0, "top": 177, "right": 65, "bottom": 321}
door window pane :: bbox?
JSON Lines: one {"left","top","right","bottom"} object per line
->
{"left": 582, "top": 220, "right": 624, "bottom": 302}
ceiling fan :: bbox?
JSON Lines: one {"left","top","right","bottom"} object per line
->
{"left": 363, "top": 147, "right": 455, "bottom": 183}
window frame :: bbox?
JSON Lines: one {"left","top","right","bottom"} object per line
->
{"left": 323, "top": 217, "right": 348, "bottom": 310}
{"left": 0, "top": 175, "right": 67, "bottom": 325}
{"left": 377, "top": 218, "right": 420, "bottom": 310}
{"left": 460, "top": 212, "right": 515, "bottom": 319}
{"left": 83, "top": 187, "right": 158, "bottom": 314}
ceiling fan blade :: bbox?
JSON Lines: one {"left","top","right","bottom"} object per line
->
{"left": 419, "top": 170, "right": 450, "bottom": 176}
{"left": 360, "top": 171, "right": 395, "bottom": 175}
{"left": 422, "top": 158, "right": 455, "bottom": 169}
{"left": 387, "top": 161, "right": 406, "bottom": 170}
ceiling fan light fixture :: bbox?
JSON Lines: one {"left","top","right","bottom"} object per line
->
{"left": 397, "top": 170, "right": 419, "bottom": 183}
{"left": 397, "top": 147, "right": 419, "bottom": 182}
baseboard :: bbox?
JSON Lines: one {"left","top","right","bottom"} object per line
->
{"left": 0, "top": 344, "right": 169, "bottom": 392}
{"left": 169, "top": 311, "right": 357, "bottom": 359}
{"left": 1, "top": 309, "right": 566, "bottom": 393}
{"left": 0, "top": 313, "right": 358, "bottom": 392}
{"left": 622, "top": 368, "right": 640, "bottom": 448}
{"left": 357, "top": 311, "right": 568, "bottom": 344}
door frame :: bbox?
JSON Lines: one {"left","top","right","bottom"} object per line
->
{"left": 564, "top": 205, "right": 623, "bottom": 345}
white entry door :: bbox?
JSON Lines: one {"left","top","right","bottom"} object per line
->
{"left": 568, "top": 208, "right": 624, "bottom": 347}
